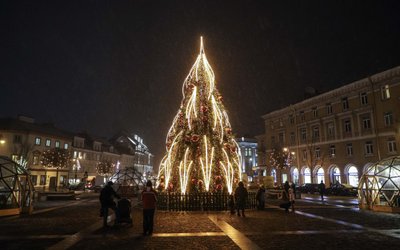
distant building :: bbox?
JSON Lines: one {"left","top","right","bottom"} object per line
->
{"left": 0, "top": 116, "right": 154, "bottom": 189}
{"left": 0, "top": 116, "right": 73, "bottom": 190}
{"left": 236, "top": 137, "right": 258, "bottom": 182}
{"left": 258, "top": 66, "right": 400, "bottom": 187}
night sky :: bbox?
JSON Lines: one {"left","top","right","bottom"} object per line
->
{"left": 1, "top": 0, "right": 400, "bottom": 165}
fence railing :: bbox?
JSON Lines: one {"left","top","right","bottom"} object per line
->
{"left": 157, "top": 192, "right": 257, "bottom": 211}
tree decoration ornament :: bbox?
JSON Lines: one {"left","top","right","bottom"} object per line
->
{"left": 96, "top": 161, "right": 115, "bottom": 176}
{"left": 41, "top": 148, "right": 71, "bottom": 169}
{"left": 157, "top": 37, "right": 242, "bottom": 194}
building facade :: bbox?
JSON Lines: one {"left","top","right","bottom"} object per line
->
{"left": 236, "top": 137, "right": 258, "bottom": 182}
{"left": 0, "top": 116, "right": 154, "bottom": 190}
{"left": 257, "top": 66, "right": 400, "bottom": 188}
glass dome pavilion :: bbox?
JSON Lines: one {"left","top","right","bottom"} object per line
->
{"left": 0, "top": 156, "right": 35, "bottom": 216}
{"left": 358, "top": 156, "right": 400, "bottom": 212}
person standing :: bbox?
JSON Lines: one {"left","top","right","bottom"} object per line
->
{"left": 288, "top": 185, "right": 295, "bottom": 212}
{"left": 256, "top": 185, "right": 266, "bottom": 210}
{"left": 319, "top": 180, "right": 326, "bottom": 201}
{"left": 141, "top": 180, "right": 157, "bottom": 236}
{"left": 234, "top": 181, "right": 248, "bottom": 217}
{"left": 99, "top": 181, "right": 120, "bottom": 227}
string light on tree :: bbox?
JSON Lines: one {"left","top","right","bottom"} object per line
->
{"left": 157, "top": 37, "right": 242, "bottom": 194}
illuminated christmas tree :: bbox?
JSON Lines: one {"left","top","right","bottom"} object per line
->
{"left": 158, "top": 37, "right": 242, "bottom": 194}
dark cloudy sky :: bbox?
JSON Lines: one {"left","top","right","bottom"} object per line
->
{"left": 1, "top": 0, "right": 400, "bottom": 165}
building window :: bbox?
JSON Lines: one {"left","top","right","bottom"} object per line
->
{"left": 330, "top": 145, "right": 336, "bottom": 157}
{"left": 270, "top": 122, "right": 274, "bottom": 129}
{"left": 326, "top": 103, "right": 333, "bottom": 114}
{"left": 388, "top": 139, "right": 397, "bottom": 153}
{"left": 381, "top": 84, "right": 391, "bottom": 100}
{"left": 315, "top": 147, "right": 321, "bottom": 158}
{"left": 300, "top": 128, "right": 307, "bottom": 142}
{"left": 33, "top": 156, "right": 40, "bottom": 165}
{"left": 289, "top": 115, "right": 294, "bottom": 125}
{"left": 302, "top": 150, "right": 307, "bottom": 161}
{"left": 344, "top": 120, "right": 352, "bottom": 133}
{"left": 312, "top": 126, "right": 320, "bottom": 140}
{"left": 45, "top": 139, "right": 51, "bottom": 147}
{"left": 13, "top": 134, "right": 22, "bottom": 144}
{"left": 54, "top": 141, "right": 60, "bottom": 148}
{"left": 40, "top": 175, "right": 46, "bottom": 185}
{"left": 362, "top": 117, "right": 371, "bottom": 130}
{"left": 279, "top": 119, "right": 283, "bottom": 127}
{"left": 365, "top": 141, "right": 374, "bottom": 155}
{"left": 35, "top": 137, "right": 41, "bottom": 145}
{"left": 300, "top": 111, "right": 305, "bottom": 122}
{"left": 342, "top": 97, "right": 349, "bottom": 110}
{"left": 313, "top": 107, "right": 318, "bottom": 118}
{"left": 327, "top": 122, "right": 335, "bottom": 139}
{"left": 290, "top": 132, "right": 295, "bottom": 145}
{"left": 30, "top": 175, "right": 38, "bottom": 186}
{"left": 278, "top": 132, "right": 285, "bottom": 144}
{"left": 360, "top": 92, "right": 368, "bottom": 105}
{"left": 384, "top": 112, "right": 393, "bottom": 126}
{"left": 346, "top": 143, "right": 353, "bottom": 156}
{"left": 64, "top": 143, "right": 69, "bottom": 149}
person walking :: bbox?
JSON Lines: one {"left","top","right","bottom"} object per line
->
{"left": 319, "top": 180, "right": 326, "bottom": 201}
{"left": 141, "top": 180, "right": 157, "bottom": 236}
{"left": 99, "top": 181, "right": 120, "bottom": 227}
{"left": 234, "top": 181, "right": 248, "bottom": 217}
{"left": 256, "top": 185, "right": 266, "bottom": 210}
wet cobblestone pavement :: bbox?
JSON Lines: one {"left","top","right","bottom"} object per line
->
{"left": 1, "top": 192, "right": 400, "bottom": 249}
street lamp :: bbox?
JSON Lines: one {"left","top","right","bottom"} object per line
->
{"left": 0, "top": 134, "right": 5, "bottom": 144}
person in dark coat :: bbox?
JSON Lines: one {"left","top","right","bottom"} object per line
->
{"left": 234, "top": 181, "right": 248, "bottom": 217}
{"left": 99, "top": 181, "right": 120, "bottom": 227}
{"left": 141, "top": 180, "right": 157, "bottom": 236}
{"left": 319, "top": 180, "right": 326, "bottom": 201}
{"left": 256, "top": 185, "right": 266, "bottom": 210}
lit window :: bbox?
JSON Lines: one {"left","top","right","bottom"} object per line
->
{"left": 346, "top": 143, "right": 353, "bottom": 156}
{"left": 35, "top": 137, "right": 41, "bottom": 145}
{"left": 365, "top": 141, "right": 374, "bottom": 155}
{"left": 360, "top": 92, "right": 368, "bottom": 105}
{"left": 388, "top": 139, "right": 397, "bottom": 153}
{"left": 45, "top": 139, "right": 51, "bottom": 147}
{"left": 55, "top": 141, "right": 60, "bottom": 148}
{"left": 381, "top": 84, "right": 390, "bottom": 100}
{"left": 64, "top": 143, "right": 69, "bottom": 149}
{"left": 342, "top": 97, "right": 349, "bottom": 110}
{"left": 326, "top": 103, "right": 333, "bottom": 114}
{"left": 278, "top": 132, "right": 285, "bottom": 143}
{"left": 33, "top": 156, "right": 40, "bottom": 165}
{"left": 384, "top": 112, "right": 393, "bottom": 126}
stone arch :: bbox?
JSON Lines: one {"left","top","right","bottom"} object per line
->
{"left": 344, "top": 163, "right": 359, "bottom": 187}
{"left": 328, "top": 164, "right": 341, "bottom": 185}
{"left": 290, "top": 166, "right": 299, "bottom": 185}
{"left": 301, "top": 165, "right": 311, "bottom": 184}
{"left": 313, "top": 165, "right": 325, "bottom": 184}
{"left": 362, "top": 162, "right": 374, "bottom": 174}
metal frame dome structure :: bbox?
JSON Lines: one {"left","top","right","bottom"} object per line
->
{"left": 358, "top": 156, "right": 400, "bottom": 212}
{"left": 0, "top": 156, "right": 35, "bottom": 216}
{"left": 109, "top": 167, "right": 146, "bottom": 197}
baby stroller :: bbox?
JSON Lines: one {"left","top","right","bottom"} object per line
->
{"left": 117, "top": 198, "right": 133, "bottom": 225}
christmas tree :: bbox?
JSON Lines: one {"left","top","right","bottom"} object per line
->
{"left": 157, "top": 37, "right": 242, "bottom": 194}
